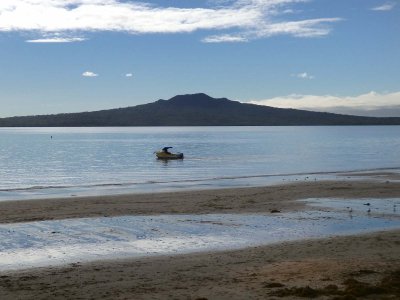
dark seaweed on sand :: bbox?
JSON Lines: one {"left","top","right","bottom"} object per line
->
{"left": 268, "top": 269, "right": 400, "bottom": 298}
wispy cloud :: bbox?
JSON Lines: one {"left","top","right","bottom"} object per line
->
{"left": 82, "top": 71, "right": 98, "bottom": 77}
{"left": 26, "top": 37, "right": 87, "bottom": 43}
{"left": 247, "top": 91, "right": 400, "bottom": 117}
{"left": 125, "top": 73, "right": 133, "bottom": 77}
{"left": 0, "top": 0, "right": 341, "bottom": 43}
{"left": 202, "top": 34, "right": 248, "bottom": 43}
{"left": 371, "top": 2, "right": 396, "bottom": 11}
{"left": 292, "top": 72, "right": 315, "bottom": 79}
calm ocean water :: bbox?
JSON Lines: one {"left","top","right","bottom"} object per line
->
{"left": 0, "top": 126, "right": 399, "bottom": 200}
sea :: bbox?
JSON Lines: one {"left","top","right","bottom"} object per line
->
{"left": 0, "top": 126, "right": 399, "bottom": 200}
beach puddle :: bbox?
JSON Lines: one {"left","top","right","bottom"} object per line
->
{"left": 0, "top": 198, "right": 399, "bottom": 271}
{"left": 304, "top": 198, "right": 400, "bottom": 215}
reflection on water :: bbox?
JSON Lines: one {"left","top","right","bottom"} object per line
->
{"left": 304, "top": 198, "right": 400, "bottom": 216}
{"left": 0, "top": 126, "right": 400, "bottom": 200}
{"left": 0, "top": 198, "right": 399, "bottom": 271}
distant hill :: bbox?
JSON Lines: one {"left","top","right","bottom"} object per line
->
{"left": 1, "top": 93, "right": 400, "bottom": 126}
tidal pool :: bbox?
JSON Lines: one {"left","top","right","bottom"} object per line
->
{"left": 0, "top": 198, "right": 399, "bottom": 271}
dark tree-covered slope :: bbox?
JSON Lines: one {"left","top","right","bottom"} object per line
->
{"left": 1, "top": 93, "right": 399, "bottom": 126}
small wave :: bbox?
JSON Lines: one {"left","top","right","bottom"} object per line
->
{"left": 0, "top": 185, "right": 71, "bottom": 192}
{"left": 1, "top": 166, "right": 399, "bottom": 193}
{"left": 144, "top": 166, "right": 400, "bottom": 183}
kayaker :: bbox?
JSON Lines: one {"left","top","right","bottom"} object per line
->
{"left": 162, "top": 147, "right": 172, "bottom": 154}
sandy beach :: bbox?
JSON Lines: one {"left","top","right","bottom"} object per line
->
{"left": 1, "top": 175, "right": 400, "bottom": 299}
{"left": 1, "top": 178, "right": 400, "bottom": 224}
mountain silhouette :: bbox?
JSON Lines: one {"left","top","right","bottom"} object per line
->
{"left": 1, "top": 93, "right": 399, "bottom": 126}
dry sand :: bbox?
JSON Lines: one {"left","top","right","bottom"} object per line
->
{"left": 0, "top": 176, "right": 400, "bottom": 299}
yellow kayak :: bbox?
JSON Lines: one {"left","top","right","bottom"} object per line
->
{"left": 155, "top": 151, "right": 184, "bottom": 159}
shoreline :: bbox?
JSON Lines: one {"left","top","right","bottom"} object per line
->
{"left": 1, "top": 175, "right": 400, "bottom": 299}
{"left": 1, "top": 178, "right": 400, "bottom": 224}
{"left": 2, "top": 166, "right": 399, "bottom": 202}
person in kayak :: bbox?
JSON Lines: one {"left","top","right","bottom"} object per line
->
{"left": 162, "top": 147, "right": 173, "bottom": 154}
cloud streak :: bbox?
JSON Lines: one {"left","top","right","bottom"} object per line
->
{"left": 0, "top": 0, "right": 341, "bottom": 43}
{"left": 247, "top": 91, "right": 400, "bottom": 117}
{"left": 26, "top": 37, "right": 87, "bottom": 43}
{"left": 202, "top": 34, "right": 248, "bottom": 43}
{"left": 292, "top": 72, "right": 314, "bottom": 79}
{"left": 371, "top": 2, "right": 396, "bottom": 11}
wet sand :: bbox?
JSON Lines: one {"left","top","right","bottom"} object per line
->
{"left": 0, "top": 230, "right": 399, "bottom": 300}
{"left": 0, "top": 175, "right": 400, "bottom": 299}
{"left": 1, "top": 179, "right": 400, "bottom": 224}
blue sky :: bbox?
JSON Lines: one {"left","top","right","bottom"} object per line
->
{"left": 0, "top": 0, "right": 399, "bottom": 117}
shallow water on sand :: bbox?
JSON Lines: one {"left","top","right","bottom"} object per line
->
{"left": 0, "top": 198, "right": 399, "bottom": 271}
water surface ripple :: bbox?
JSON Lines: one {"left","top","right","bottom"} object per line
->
{"left": 1, "top": 126, "right": 399, "bottom": 199}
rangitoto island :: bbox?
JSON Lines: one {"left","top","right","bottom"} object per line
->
{"left": 1, "top": 93, "right": 400, "bottom": 126}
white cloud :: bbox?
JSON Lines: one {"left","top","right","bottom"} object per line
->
{"left": 82, "top": 71, "right": 98, "bottom": 77}
{"left": 202, "top": 18, "right": 341, "bottom": 43}
{"left": 125, "top": 73, "right": 133, "bottom": 77}
{"left": 371, "top": 2, "right": 396, "bottom": 11}
{"left": 255, "top": 18, "right": 341, "bottom": 38}
{"left": 0, "top": 0, "right": 341, "bottom": 43}
{"left": 247, "top": 91, "right": 400, "bottom": 117}
{"left": 26, "top": 37, "right": 86, "bottom": 43}
{"left": 292, "top": 72, "right": 314, "bottom": 79}
{"left": 202, "top": 34, "right": 248, "bottom": 43}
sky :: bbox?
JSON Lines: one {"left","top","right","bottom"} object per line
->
{"left": 0, "top": 0, "right": 399, "bottom": 117}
